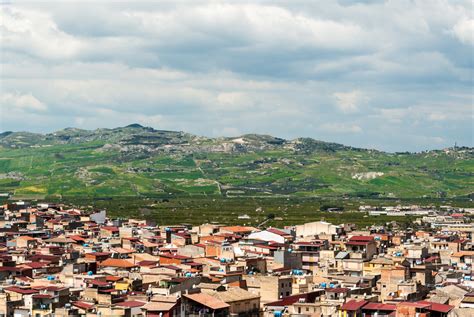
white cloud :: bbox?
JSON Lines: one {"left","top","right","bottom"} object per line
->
{"left": 0, "top": 6, "right": 83, "bottom": 59}
{"left": 333, "top": 90, "right": 366, "bottom": 113}
{"left": 1, "top": 92, "right": 47, "bottom": 111}
{"left": 320, "top": 123, "right": 362, "bottom": 133}
{"left": 452, "top": 19, "right": 474, "bottom": 45}
{"left": 0, "top": 1, "right": 472, "bottom": 151}
{"left": 215, "top": 92, "right": 255, "bottom": 111}
{"left": 375, "top": 104, "right": 472, "bottom": 124}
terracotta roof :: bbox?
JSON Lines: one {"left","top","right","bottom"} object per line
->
{"left": 100, "top": 258, "right": 136, "bottom": 268}
{"left": 137, "top": 260, "right": 159, "bottom": 267}
{"left": 143, "top": 301, "right": 177, "bottom": 311}
{"left": 23, "top": 261, "right": 49, "bottom": 269}
{"left": 88, "top": 279, "right": 111, "bottom": 287}
{"left": 349, "top": 236, "right": 375, "bottom": 242}
{"left": 5, "top": 287, "right": 38, "bottom": 294}
{"left": 106, "top": 275, "right": 123, "bottom": 282}
{"left": 363, "top": 303, "right": 397, "bottom": 311}
{"left": 399, "top": 302, "right": 430, "bottom": 309}
{"left": 160, "top": 254, "right": 190, "bottom": 260}
{"left": 72, "top": 301, "right": 95, "bottom": 310}
{"left": 346, "top": 241, "right": 371, "bottom": 246}
{"left": 17, "top": 236, "right": 37, "bottom": 241}
{"left": 116, "top": 300, "right": 146, "bottom": 308}
{"left": 452, "top": 251, "right": 474, "bottom": 257}
{"left": 143, "top": 241, "right": 160, "bottom": 248}
{"left": 267, "top": 228, "right": 291, "bottom": 236}
{"left": 184, "top": 293, "right": 230, "bottom": 310}
{"left": 220, "top": 226, "right": 257, "bottom": 233}
{"left": 33, "top": 294, "right": 54, "bottom": 299}
{"left": 417, "top": 301, "right": 454, "bottom": 313}
{"left": 85, "top": 252, "right": 110, "bottom": 257}
{"left": 44, "top": 236, "right": 76, "bottom": 244}
{"left": 161, "top": 265, "right": 182, "bottom": 271}
{"left": 68, "top": 235, "right": 86, "bottom": 242}
{"left": 341, "top": 300, "right": 368, "bottom": 311}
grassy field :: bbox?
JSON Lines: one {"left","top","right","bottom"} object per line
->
{"left": 0, "top": 126, "right": 472, "bottom": 200}
{"left": 0, "top": 141, "right": 472, "bottom": 200}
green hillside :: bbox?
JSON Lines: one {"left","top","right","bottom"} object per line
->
{"left": 0, "top": 125, "right": 472, "bottom": 200}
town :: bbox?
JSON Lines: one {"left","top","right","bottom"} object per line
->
{"left": 0, "top": 201, "right": 472, "bottom": 317}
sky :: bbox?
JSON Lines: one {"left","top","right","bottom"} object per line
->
{"left": 0, "top": 0, "right": 473, "bottom": 152}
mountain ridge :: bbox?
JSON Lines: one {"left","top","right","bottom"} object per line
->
{"left": 1, "top": 124, "right": 469, "bottom": 154}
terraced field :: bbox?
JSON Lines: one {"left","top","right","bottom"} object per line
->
{"left": 0, "top": 125, "right": 472, "bottom": 200}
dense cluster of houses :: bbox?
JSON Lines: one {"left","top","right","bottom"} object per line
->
{"left": 361, "top": 205, "right": 474, "bottom": 218}
{"left": 0, "top": 201, "right": 473, "bottom": 317}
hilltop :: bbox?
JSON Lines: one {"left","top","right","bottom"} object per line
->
{"left": 0, "top": 125, "right": 472, "bottom": 199}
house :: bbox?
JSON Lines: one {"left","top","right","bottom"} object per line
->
{"left": 248, "top": 228, "right": 292, "bottom": 244}
{"left": 181, "top": 292, "right": 230, "bottom": 316}
{"left": 209, "top": 287, "right": 260, "bottom": 316}
{"left": 345, "top": 236, "right": 377, "bottom": 260}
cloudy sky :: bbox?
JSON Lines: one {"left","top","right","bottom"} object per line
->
{"left": 1, "top": 0, "right": 472, "bottom": 151}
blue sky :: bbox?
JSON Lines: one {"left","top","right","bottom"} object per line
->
{"left": 0, "top": 0, "right": 472, "bottom": 152}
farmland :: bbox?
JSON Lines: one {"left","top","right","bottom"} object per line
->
{"left": 0, "top": 125, "right": 472, "bottom": 202}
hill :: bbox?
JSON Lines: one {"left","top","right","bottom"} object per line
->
{"left": 0, "top": 125, "right": 472, "bottom": 199}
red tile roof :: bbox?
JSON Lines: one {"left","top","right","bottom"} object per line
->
{"left": 349, "top": 236, "right": 375, "bottom": 242}
{"left": 363, "top": 303, "right": 396, "bottom": 311}
{"left": 341, "top": 300, "right": 368, "bottom": 311}
{"left": 88, "top": 279, "right": 111, "bottom": 287}
{"left": 101, "top": 226, "right": 119, "bottom": 232}
{"left": 116, "top": 300, "right": 147, "bottom": 308}
{"left": 137, "top": 260, "right": 159, "bottom": 267}
{"left": 417, "top": 301, "right": 454, "bottom": 313}
{"left": 73, "top": 301, "right": 94, "bottom": 310}
{"left": 160, "top": 254, "right": 190, "bottom": 260}
{"left": 106, "top": 275, "right": 123, "bottom": 282}
{"left": 220, "top": 226, "right": 256, "bottom": 233}
{"left": 33, "top": 294, "right": 54, "bottom": 299}
{"left": 100, "top": 258, "right": 137, "bottom": 268}
{"left": 183, "top": 293, "right": 229, "bottom": 310}
{"left": 267, "top": 228, "right": 291, "bottom": 236}
{"left": 346, "top": 241, "right": 371, "bottom": 246}
{"left": 5, "top": 287, "right": 38, "bottom": 294}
